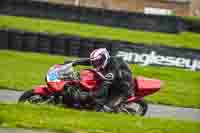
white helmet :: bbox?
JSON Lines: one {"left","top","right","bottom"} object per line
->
{"left": 90, "top": 48, "right": 110, "bottom": 70}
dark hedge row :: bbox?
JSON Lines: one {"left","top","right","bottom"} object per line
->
{"left": 183, "top": 17, "right": 200, "bottom": 33}
{"left": 0, "top": 0, "right": 187, "bottom": 33}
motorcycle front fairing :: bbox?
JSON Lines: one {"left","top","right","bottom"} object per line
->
{"left": 45, "top": 64, "right": 102, "bottom": 93}
{"left": 34, "top": 63, "right": 75, "bottom": 95}
{"left": 33, "top": 85, "right": 50, "bottom": 96}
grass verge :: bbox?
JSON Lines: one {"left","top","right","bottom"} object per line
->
{"left": 0, "top": 103, "right": 200, "bottom": 133}
{"left": 0, "top": 15, "right": 200, "bottom": 49}
{"left": 0, "top": 50, "right": 200, "bottom": 108}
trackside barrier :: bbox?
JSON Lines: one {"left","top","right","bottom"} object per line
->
{"left": 0, "top": 29, "right": 9, "bottom": 49}
{"left": 0, "top": 29, "right": 200, "bottom": 71}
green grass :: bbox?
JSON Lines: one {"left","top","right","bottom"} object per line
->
{"left": 0, "top": 103, "right": 200, "bottom": 133}
{"left": 0, "top": 15, "right": 200, "bottom": 49}
{"left": 0, "top": 50, "right": 200, "bottom": 108}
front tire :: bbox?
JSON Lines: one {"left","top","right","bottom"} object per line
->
{"left": 18, "top": 89, "right": 44, "bottom": 104}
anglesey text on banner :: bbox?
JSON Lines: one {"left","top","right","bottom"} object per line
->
{"left": 116, "top": 51, "right": 200, "bottom": 71}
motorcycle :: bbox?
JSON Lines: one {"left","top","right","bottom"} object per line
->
{"left": 18, "top": 62, "right": 162, "bottom": 116}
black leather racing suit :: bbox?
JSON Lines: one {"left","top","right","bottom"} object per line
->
{"left": 72, "top": 57, "right": 134, "bottom": 111}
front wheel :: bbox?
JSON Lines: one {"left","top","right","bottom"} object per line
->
{"left": 18, "top": 89, "right": 46, "bottom": 104}
{"left": 122, "top": 99, "right": 148, "bottom": 116}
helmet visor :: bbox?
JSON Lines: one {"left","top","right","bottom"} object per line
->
{"left": 91, "top": 58, "right": 103, "bottom": 68}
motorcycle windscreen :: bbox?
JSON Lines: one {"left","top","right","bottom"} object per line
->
{"left": 135, "top": 77, "right": 161, "bottom": 97}
{"left": 46, "top": 64, "right": 72, "bottom": 92}
{"left": 80, "top": 69, "right": 100, "bottom": 91}
{"left": 47, "top": 64, "right": 73, "bottom": 81}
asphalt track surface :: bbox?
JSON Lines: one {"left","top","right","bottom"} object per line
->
{"left": 0, "top": 89, "right": 200, "bottom": 122}
{"left": 0, "top": 128, "right": 56, "bottom": 133}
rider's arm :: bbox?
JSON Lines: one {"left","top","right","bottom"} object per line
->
{"left": 71, "top": 58, "right": 91, "bottom": 66}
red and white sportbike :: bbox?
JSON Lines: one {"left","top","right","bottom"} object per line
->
{"left": 19, "top": 62, "right": 162, "bottom": 116}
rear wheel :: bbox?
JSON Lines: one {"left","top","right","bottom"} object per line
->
{"left": 122, "top": 99, "right": 148, "bottom": 116}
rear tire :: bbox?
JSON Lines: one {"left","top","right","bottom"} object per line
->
{"left": 123, "top": 99, "right": 148, "bottom": 116}
{"left": 135, "top": 99, "right": 148, "bottom": 116}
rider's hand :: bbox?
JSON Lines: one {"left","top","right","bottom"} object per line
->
{"left": 64, "top": 60, "right": 72, "bottom": 64}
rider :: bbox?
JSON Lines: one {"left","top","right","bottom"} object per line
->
{"left": 69, "top": 48, "right": 134, "bottom": 112}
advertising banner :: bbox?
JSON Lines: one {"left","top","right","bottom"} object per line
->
{"left": 114, "top": 44, "right": 200, "bottom": 71}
